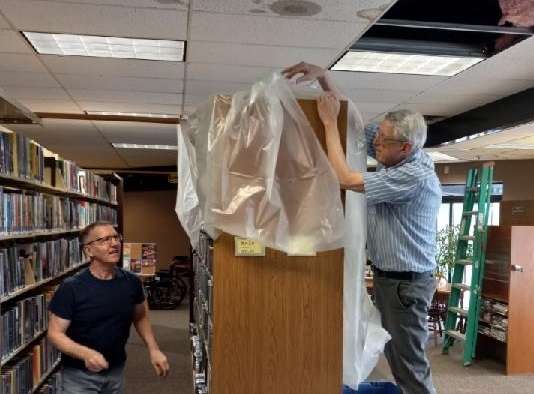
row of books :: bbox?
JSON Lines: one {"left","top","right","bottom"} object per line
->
{"left": 0, "top": 237, "right": 82, "bottom": 300}
{"left": 0, "top": 291, "right": 51, "bottom": 363}
{"left": 78, "top": 170, "right": 117, "bottom": 204}
{"left": 0, "top": 131, "right": 117, "bottom": 204}
{"left": 44, "top": 158, "right": 117, "bottom": 203}
{"left": 0, "top": 188, "right": 117, "bottom": 234}
{"left": 0, "top": 337, "right": 61, "bottom": 394}
{"left": 0, "top": 132, "right": 45, "bottom": 184}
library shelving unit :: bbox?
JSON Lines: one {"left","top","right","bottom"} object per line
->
{"left": 190, "top": 100, "right": 348, "bottom": 394}
{"left": 0, "top": 130, "right": 123, "bottom": 393}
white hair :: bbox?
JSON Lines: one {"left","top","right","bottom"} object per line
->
{"left": 384, "top": 110, "right": 427, "bottom": 149}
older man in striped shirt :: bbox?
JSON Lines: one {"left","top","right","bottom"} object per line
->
{"left": 284, "top": 63, "right": 441, "bottom": 394}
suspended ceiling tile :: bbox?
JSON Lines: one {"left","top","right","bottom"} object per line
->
{"left": 187, "top": 41, "right": 339, "bottom": 68}
{"left": 190, "top": 12, "right": 367, "bottom": 49}
{"left": 56, "top": 74, "right": 184, "bottom": 94}
{"left": 116, "top": 148, "right": 177, "bottom": 167}
{"left": 192, "top": 0, "right": 395, "bottom": 23}
{"left": 93, "top": 121, "right": 178, "bottom": 145}
{"left": 426, "top": 73, "right": 534, "bottom": 97}
{"left": 330, "top": 71, "right": 447, "bottom": 92}
{"left": 468, "top": 55, "right": 534, "bottom": 81}
{"left": 495, "top": 36, "right": 534, "bottom": 60}
{"left": 408, "top": 92, "right": 500, "bottom": 105}
{"left": 344, "top": 88, "right": 418, "bottom": 103}
{"left": 59, "top": 146, "right": 128, "bottom": 169}
{"left": 0, "top": 53, "right": 49, "bottom": 73}
{"left": 187, "top": 63, "right": 277, "bottom": 83}
{"left": 2, "top": 86, "right": 70, "bottom": 100}
{"left": 393, "top": 102, "right": 465, "bottom": 117}
{"left": 53, "top": 0, "right": 188, "bottom": 10}
{"left": 0, "top": 71, "right": 60, "bottom": 88}
{"left": 42, "top": 56, "right": 185, "bottom": 79}
{"left": 79, "top": 101, "right": 181, "bottom": 115}
{"left": 0, "top": 13, "right": 9, "bottom": 28}
{"left": 186, "top": 80, "right": 251, "bottom": 97}
{"left": 69, "top": 90, "right": 182, "bottom": 105}
{"left": 18, "top": 98, "right": 82, "bottom": 113}
{"left": 346, "top": 100, "right": 398, "bottom": 114}
{"left": 0, "top": 29, "right": 33, "bottom": 53}
{"left": 0, "top": 0, "right": 187, "bottom": 39}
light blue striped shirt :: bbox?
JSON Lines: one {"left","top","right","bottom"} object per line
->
{"left": 362, "top": 124, "right": 441, "bottom": 273}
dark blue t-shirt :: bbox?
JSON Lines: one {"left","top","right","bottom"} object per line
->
{"left": 49, "top": 267, "right": 145, "bottom": 370}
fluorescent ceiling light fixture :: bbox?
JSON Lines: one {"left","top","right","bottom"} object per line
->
{"left": 426, "top": 151, "right": 460, "bottom": 161}
{"left": 440, "top": 129, "right": 502, "bottom": 146}
{"left": 486, "top": 143, "right": 534, "bottom": 149}
{"left": 22, "top": 32, "right": 185, "bottom": 62}
{"left": 112, "top": 143, "right": 177, "bottom": 150}
{"left": 332, "top": 50, "right": 483, "bottom": 76}
{"left": 86, "top": 111, "right": 178, "bottom": 118}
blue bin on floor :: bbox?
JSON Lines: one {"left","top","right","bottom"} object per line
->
{"left": 343, "top": 382, "right": 400, "bottom": 394}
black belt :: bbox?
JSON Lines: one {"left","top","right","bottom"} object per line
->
{"left": 372, "top": 266, "right": 433, "bottom": 281}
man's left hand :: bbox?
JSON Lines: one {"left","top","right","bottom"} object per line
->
{"left": 150, "top": 349, "right": 170, "bottom": 377}
{"left": 317, "top": 92, "right": 340, "bottom": 128}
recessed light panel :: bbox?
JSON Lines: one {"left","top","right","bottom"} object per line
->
{"left": 112, "top": 143, "right": 177, "bottom": 150}
{"left": 332, "top": 50, "right": 483, "bottom": 76}
{"left": 23, "top": 32, "right": 185, "bottom": 62}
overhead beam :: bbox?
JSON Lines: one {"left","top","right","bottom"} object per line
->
{"left": 35, "top": 112, "right": 181, "bottom": 124}
{"left": 376, "top": 19, "right": 534, "bottom": 36}
{"left": 427, "top": 87, "right": 534, "bottom": 147}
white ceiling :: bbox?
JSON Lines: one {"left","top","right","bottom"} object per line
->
{"left": 0, "top": 0, "right": 533, "bottom": 169}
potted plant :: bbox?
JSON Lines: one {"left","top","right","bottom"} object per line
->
{"left": 436, "top": 225, "right": 460, "bottom": 285}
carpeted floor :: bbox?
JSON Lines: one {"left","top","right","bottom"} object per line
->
{"left": 124, "top": 305, "right": 534, "bottom": 394}
{"left": 124, "top": 305, "right": 193, "bottom": 394}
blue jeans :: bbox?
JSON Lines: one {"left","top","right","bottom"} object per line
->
{"left": 61, "top": 364, "right": 125, "bottom": 394}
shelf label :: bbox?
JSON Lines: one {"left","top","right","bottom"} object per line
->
{"left": 234, "top": 237, "right": 265, "bottom": 257}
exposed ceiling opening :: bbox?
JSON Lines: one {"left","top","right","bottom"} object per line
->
{"left": 332, "top": 0, "right": 533, "bottom": 76}
{"left": 366, "top": 0, "right": 531, "bottom": 55}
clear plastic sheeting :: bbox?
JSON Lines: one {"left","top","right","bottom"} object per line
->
{"left": 175, "top": 72, "right": 390, "bottom": 387}
{"left": 343, "top": 101, "right": 390, "bottom": 389}
{"left": 176, "top": 72, "right": 344, "bottom": 255}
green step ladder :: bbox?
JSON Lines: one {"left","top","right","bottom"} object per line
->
{"left": 442, "top": 163, "right": 494, "bottom": 366}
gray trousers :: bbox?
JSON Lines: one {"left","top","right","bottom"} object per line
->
{"left": 373, "top": 274, "right": 437, "bottom": 394}
{"left": 61, "top": 364, "right": 125, "bottom": 394}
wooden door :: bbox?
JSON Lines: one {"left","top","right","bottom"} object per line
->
{"left": 507, "top": 226, "right": 534, "bottom": 374}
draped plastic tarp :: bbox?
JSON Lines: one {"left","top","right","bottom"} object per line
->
{"left": 175, "top": 72, "right": 389, "bottom": 387}
{"left": 177, "top": 73, "right": 344, "bottom": 255}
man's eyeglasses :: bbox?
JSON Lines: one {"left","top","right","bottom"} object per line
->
{"left": 373, "top": 134, "right": 408, "bottom": 146}
{"left": 85, "top": 234, "right": 123, "bottom": 246}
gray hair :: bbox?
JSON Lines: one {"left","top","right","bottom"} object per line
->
{"left": 384, "top": 110, "right": 427, "bottom": 149}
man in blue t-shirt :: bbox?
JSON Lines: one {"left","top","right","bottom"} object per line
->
{"left": 48, "top": 221, "right": 169, "bottom": 393}
{"left": 284, "top": 63, "right": 440, "bottom": 394}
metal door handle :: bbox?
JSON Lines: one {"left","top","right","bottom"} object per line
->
{"left": 511, "top": 265, "right": 524, "bottom": 272}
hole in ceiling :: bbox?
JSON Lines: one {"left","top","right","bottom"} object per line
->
{"left": 269, "top": 0, "right": 322, "bottom": 17}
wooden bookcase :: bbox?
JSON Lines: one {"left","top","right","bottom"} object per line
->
{"left": 191, "top": 99, "right": 348, "bottom": 394}
{"left": 477, "top": 225, "right": 534, "bottom": 374}
{"left": 0, "top": 136, "right": 123, "bottom": 393}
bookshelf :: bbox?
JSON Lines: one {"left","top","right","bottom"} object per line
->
{"left": 31, "top": 359, "right": 61, "bottom": 394}
{"left": 0, "top": 129, "right": 123, "bottom": 393}
{"left": 189, "top": 99, "right": 347, "bottom": 394}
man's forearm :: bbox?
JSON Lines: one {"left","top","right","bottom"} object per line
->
{"left": 134, "top": 315, "right": 160, "bottom": 352}
{"left": 47, "top": 331, "right": 94, "bottom": 361}
{"left": 324, "top": 122, "right": 365, "bottom": 192}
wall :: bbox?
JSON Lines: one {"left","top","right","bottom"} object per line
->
{"left": 436, "top": 159, "right": 534, "bottom": 201}
{"left": 123, "top": 189, "right": 190, "bottom": 270}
